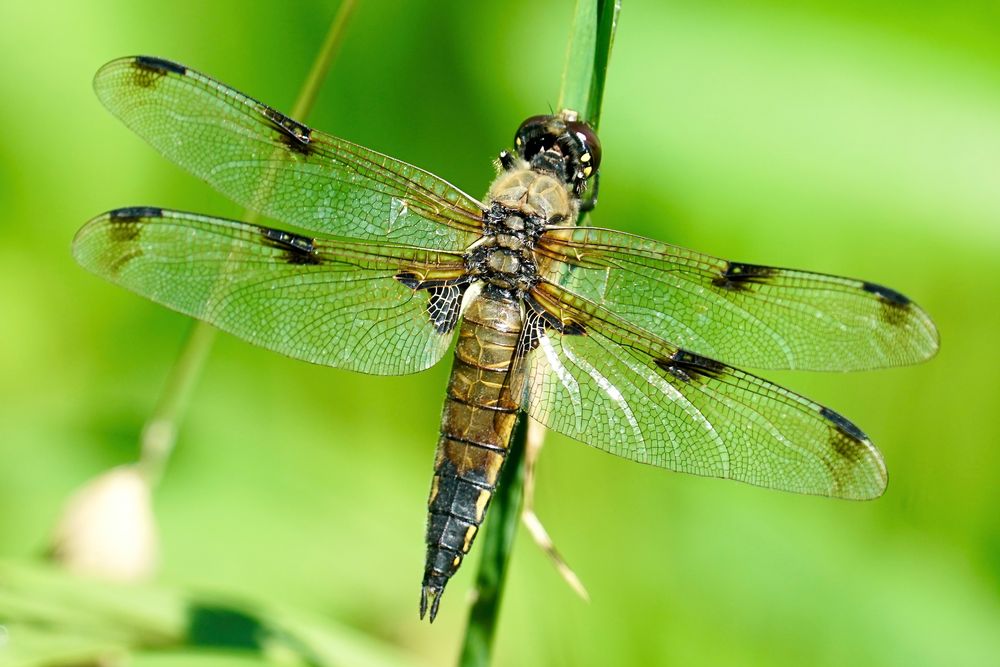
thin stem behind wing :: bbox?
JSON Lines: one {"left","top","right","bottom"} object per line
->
{"left": 136, "top": 0, "right": 358, "bottom": 485}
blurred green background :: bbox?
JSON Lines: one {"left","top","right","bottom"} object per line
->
{"left": 1, "top": 0, "right": 998, "bottom": 665}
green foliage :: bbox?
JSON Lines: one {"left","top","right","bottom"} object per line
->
{"left": 0, "top": 561, "right": 420, "bottom": 666}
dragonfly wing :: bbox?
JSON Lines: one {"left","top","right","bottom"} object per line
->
{"left": 538, "top": 226, "right": 938, "bottom": 371}
{"left": 508, "top": 281, "right": 888, "bottom": 500}
{"left": 92, "top": 56, "right": 485, "bottom": 250}
{"left": 74, "top": 207, "right": 469, "bottom": 375}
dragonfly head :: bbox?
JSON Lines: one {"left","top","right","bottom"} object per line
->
{"left": 513, "top": 111, "right": 601, "bottom": 196}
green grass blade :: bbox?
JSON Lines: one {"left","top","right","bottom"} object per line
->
{"left": 0, "top": 560, "right": 420, "bottom": 667}
{"left": 558, "top": 0, "right": 622, "bottom": 128}
{"left": 456, "top": 417, "right": 528, "bottom": 666}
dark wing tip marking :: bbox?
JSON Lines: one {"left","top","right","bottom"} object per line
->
{"left": 713, "top": 262, "right": 779, "bottom": 291}
{"left": 656, "top": 349, "right": 726, "bottom": 383}
{"left": 862, "top": 281, "right": 911, "bottom": 307}
{"left": 128, "top": 56, "right": 186, "bottom": 89}
{"left": 820, "top": 406, "right": 869, "bottom": 447}
{"left": 259, "top": 227, "right": 321, "bottom": 265}
{"left": 105, "top": 207, "right": 159, "bottom": 244}
{"left": 109, "top": 206, "right": 163, "bottom": 222}
{"left": 819, "top": 407, "right": 881, "bottom": 492}
{"left": 132, "top": 55, "right": 187, "bottom": 76}
{"left": 863, "top": 281, "right": 914, "bottom": 327}
{"left": 262, "top": 107, "right": 314, "bottom": 155}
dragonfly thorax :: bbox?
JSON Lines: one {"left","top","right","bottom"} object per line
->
{"left": 468, "top": 165, "right": 579, "bottom": 296}
{"left": 488, "top": 167, "right": 576, "bottom": 224}
{"left": 466, "top": 206, "right": 541, "bottom": 295}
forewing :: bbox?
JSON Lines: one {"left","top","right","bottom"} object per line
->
{"left": 73, "top": 207, "right": 468, "bottom": 375}
{"left": 509, "top": 281, "right": 887, "bottom": 499}
{"left": 92, "top": 56, "right": 485, "bottom": 250}
{"left": 538, "top": 226, "right": 938, "bottom": 371}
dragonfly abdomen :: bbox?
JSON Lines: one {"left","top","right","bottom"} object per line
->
{"left": 421, "top": 291, "right": 523, "bottom": 621}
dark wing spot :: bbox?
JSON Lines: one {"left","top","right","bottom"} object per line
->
{"left": 516, "top": 309, "right": 548, "bottom": 353}
{"left": 108, "top": 249, "right": 143, "bottom": 276}
{"left": 134, "top": 56, "right": 187, "bottom": 75}
{"left": 713, "top": 262, "right": 778, "bottom": 291}
{"left": 820, "top": 405, "right": 867, "bottom": 440}
{"left": 656, "top": 349, "right": 726, "bottom": 383}
{"left": 862, "top": 281, "right": 912, "bottom": 326}
{"left": 394, "top": 271, "right": 421, "bottom": 290}
{"left": 109, "top": 206, "right": 162, "bottom": 223}
{"left": 820, "top": 406, "right": 869, "bottom": 462}
{"left": 862, "top": 281, "right": 910, "bottom": 306}
{"left": 106, "top": 207, "right": 159, "bottom": 243}
{"left": 818, "top": 406, "right": 885, "bottom": 498}
{"left": 130, "top": 56, "right": 186, "bottom": 88}
{"left": 427, "top": 284, "right": 466, "bottom": 334}
{"left": 107, "top": 223, "right": 141, "bottom": 244}
{"left": 262, "top": 107, "right": 313, "bottom": 155}
{"left": 260, "top": 227, "right": 320, "bottom": 265}
{"left": 394, "top": 273, "right": 471, "bottom": 334}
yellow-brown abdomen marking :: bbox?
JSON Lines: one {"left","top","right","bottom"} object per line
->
{"left": 421, "top": 292, "right": 522, "bottom": 619}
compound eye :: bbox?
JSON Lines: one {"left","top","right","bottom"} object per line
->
{"left": 567, "top": 120, "right": 602, "bottom": 172}
{"left": 514, "top": 114, "right": 557, "bottom": 157}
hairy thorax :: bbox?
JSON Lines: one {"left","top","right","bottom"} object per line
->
{"left": 488, "top": 168, "right": 576, "bottom": 223}
{"left": 465, "top": 167, "right": 576, "bottom": 295}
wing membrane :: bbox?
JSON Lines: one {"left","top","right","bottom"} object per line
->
{"left": 93, "top": 56, "right": 484, "bottom": 250}
{"left": 73, "top": 207, "right": 467, "bottom": 375}
{"left": 538, "top": 226, "right": 938, "bottom": 371}
{"left": 510, "top": 281, "right": 887, "bottom": 499}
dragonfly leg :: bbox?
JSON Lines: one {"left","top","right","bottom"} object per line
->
{"left": 521, "top": 420, "right": 589, "bottom": 601}
{"left": 498, "top": 149, "right": 517, "bottom": 171}
{"left": 578, "top": 171, "right": 600, "bottom": 213}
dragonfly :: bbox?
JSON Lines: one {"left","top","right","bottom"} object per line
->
{"left": 74, "top": 56, "right": 939, "bottom": 622}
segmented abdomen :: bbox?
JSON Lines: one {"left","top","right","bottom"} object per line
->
{"left": 421, "top": 291, "right": 522, "bottom": 620}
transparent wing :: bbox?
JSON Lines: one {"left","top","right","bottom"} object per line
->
{"left": 538, "top": 226, "right": 939, "bottom": 371}
{"left": 73, "top": 207, "right": 469, "bottom": 375}
{"left": 510, "top": 281, "right": 887, "bottom": 499}
{"left": 93, "top": 56, "right": 485, "bottom": 250}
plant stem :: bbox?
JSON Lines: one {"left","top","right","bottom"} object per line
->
{"left": 559, "top": 0, "right": 622, "bottom": 129}
{"left": 289, "top": 0, "right": 358, "bottom": 122}
{"left": 457, "top": 2, "right": 620, "bottom": 665}
{"left": 139, "top": 320, "right": 216, "bottom": 484}
{"left": 457, "top": 417, "right": 527, "bottom": 666}
{"left": 137, "top": 0, "right": 357, "bottom": 485}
